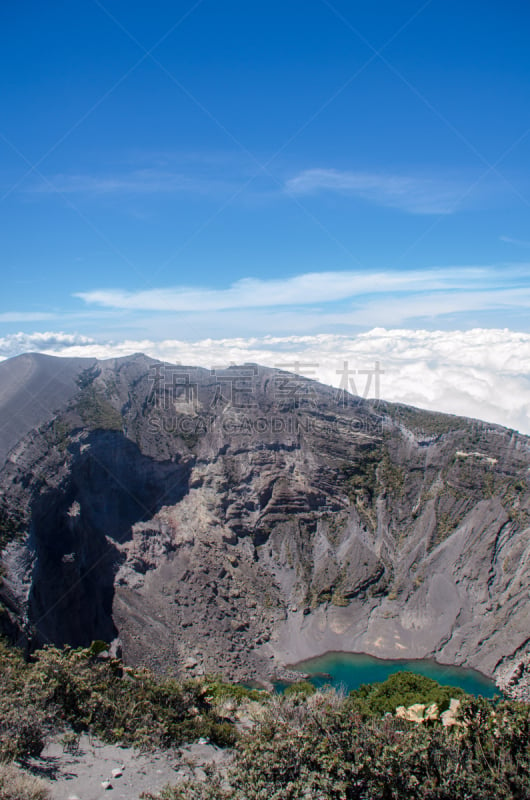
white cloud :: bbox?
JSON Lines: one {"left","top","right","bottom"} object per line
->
{"left": 346, "top": 286, "right": 530, "bottom": 327}
{"left": 75, "top": 267, "right": 499, "bottom": 313}
{"left": 0, "top": 332, "right": 95, "bottom": 359}
{"left": 3, "top": 328, "right": 530, "bottom": 435}
{"left": 284, "top": 168, "right": 469, "bottom": 214}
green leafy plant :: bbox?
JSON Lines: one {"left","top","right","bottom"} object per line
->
{"left": 203, "top": 679, "right": 265, "bottom": 703}
{"left": 283, "top": 680, "right": 317, "bottom": 700}
{"left": 348, "top": 670, "right": 466, "bottom": 716}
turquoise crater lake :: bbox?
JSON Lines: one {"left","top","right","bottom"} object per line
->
{"left": 291, "top": 652, "right": 497, "bottom": 698}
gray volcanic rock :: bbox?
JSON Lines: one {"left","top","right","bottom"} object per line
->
{"left": 0, "top": 352, "right": 94, "bottom": 466}
{"left": 0, "top": 353, "right": 529, "bottom": 695}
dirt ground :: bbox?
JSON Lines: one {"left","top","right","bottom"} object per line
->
{"left": 26, "top": 734, "right": 231, "bottom": 800}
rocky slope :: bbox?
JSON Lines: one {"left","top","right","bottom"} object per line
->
{"left": 0, "top": 353, "right": 529, "bottom": 693}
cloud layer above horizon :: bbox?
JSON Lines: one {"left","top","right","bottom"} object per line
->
{"left": 2, "top": 328, "right": 530, "bottom": 435}
{"left": 76, "top": 268, "right": 489, "bottom": 312}
{"left": 72, "top": 266, "right": 530, "bottom": 334}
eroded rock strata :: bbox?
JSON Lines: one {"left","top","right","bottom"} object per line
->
{"left": 0, "top": 353, "right": 529, "bottom": 695}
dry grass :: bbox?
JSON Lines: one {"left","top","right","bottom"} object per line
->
{"left": 0, "top": 764, "right": 50, "bottom": 800}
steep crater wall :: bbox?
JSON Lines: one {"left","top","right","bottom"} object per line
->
{"left": 2, "top": 429, "right": 192, "bottom": 649}
{"left": 1, "top": 356, "right": 530, "bottom": 695}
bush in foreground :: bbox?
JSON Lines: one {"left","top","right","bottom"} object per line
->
{"left": 2, "top": 640, "right": 530, "bottom": 799}
{"left": 27, "top": 644, "right": 236, "bottom": 749}
{"left": 0, "top": 641, "right": 47, "bottom": 762}
{"left": 0, "top": 639, "right": 237, "bottom": 761}
{"left": 148, "top": 690, "right": 530, "bottom": 800}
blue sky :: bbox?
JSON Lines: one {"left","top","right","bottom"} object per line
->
{"left": 1, "top": 0, "right": 530, "bottom": 342}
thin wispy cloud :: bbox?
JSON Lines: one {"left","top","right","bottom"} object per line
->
{"left": 75, "top": 267, "right": 497, "bottom": 312}
{"left": 285, "top": 168, "right": 474, "bottom": 214}
{"left": 22, "top": 149, "right": 273, "bottom": 200}
{"left": 26, "top": 168, "right": 239, "bottom": 197}
{"left": 24, "top": 161, "right": 479, "bottom": 217}
{"left": 347, "top": 286, "right": 530, "bottom": 327}
{"left": 500, "top": 235, "right": 530, "bottom": 248}
{"left": 5, "top": 266, "right": 529, "bottom": 341}
{"left": 0, "top": 312, "right": 58, "bottom": 322}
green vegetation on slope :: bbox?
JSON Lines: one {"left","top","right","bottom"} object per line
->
{"left": 380, "top": 403, "right": 472, "bottom": 435}
{"left": 75, "top": 386, "right": 123, "bottom": 431}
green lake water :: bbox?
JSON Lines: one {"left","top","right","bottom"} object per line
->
{"left": 291, "top": 652, "right": 498, "bottom": 698}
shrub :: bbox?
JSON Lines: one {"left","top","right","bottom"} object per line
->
{"left": 348, "top": 670, "right": 466, "bottom": 716}
{"left": 0, "top": 707, "right": 46, "bottom": 763}
{"left": 283, "top": 680, "right": 316, "bottom": 699}
{"left": 26, "top": 645, "right": 238, "bottom": 749}
{"left": 0, "top": 641, "right": 46, "bottom": 762}
{"left": 147, "top": 690, "right": 530, "bottom": 800}
{"left": 202, "top": 679, "right": 265, "bottom": 703}
{"left": 0, "top": 640, "right": 238, "bottom": 757}
{"left": 2, "top": 639, "right": 530, "bottom": 799}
